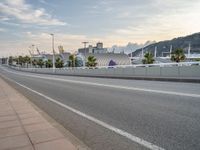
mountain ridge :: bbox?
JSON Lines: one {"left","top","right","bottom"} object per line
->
{"left": 129, "top": 32, "right": 200, "bottom": 57}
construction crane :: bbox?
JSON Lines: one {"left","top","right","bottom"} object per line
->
{"left": 28, "top": 50, "right": 32, "bottom": 56}
{"left": 36, "top": 47, "right": 41, "bottom": 55}
{"left": 28, "top": 45, "right": 34, "bottom": 56}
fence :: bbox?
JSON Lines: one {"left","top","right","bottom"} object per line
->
{"left": 9, "top": 62, "right": 200, "bottom": 81}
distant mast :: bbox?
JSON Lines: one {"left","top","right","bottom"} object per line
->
{"left": 188, "top": 43, "right": 191, "bottom": 58}
{"left": 141, "top": 47, "right": 144, "bottom": 58}
{"left": 169, "top": 45, "right": 172, "bottom": 57}
{"left": 154, "top": 46, "right": 157, "bottom": 58}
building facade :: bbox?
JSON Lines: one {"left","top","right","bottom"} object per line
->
{"left": 77, "top": 42, "right": 131, "bottom": 66}
{"left": 78, "top": 42, "right": 107, "bottom": 54}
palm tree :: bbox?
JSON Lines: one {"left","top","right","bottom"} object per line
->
{"left": 13, "top": 56, "right": 20, "bottom": 66}
{"left": 24, "top": 55, "right": 31, "bottom": 67}
{"left": 18, "top": 56, "right": 24, "bottom": 66}
{"left": 69, "top": 54, "right": 76, "bottom": 67}
{"left": 142, "top": 52, "right": 155, "bottom": 64}
{"left": 55, "top": 57, "right": 64, "bottom": 68}
{"left": 37, "top": 59, "right": 44, "bottom": 68}
{"left": 32, "top": 59, "right": 37, "bottom": 67}
{"left": 45, "top": 59, "right": 53, "bottom": 68}
{"left": 86, "top": 56, "right": 97, "bottom": 67}
{"left": 171, "top": 48, "right": 186, "bottom": 63}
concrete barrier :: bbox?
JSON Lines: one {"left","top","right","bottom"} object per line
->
{"left": 146, "top": 67, "right": 161, "bottom": 76}
{"left": 179, "top": 66, "right": 200, "bottom": 77}
{"left": 134, "top": 67, "right": 146, "bottom": 76}
{"left": 160, "top": 66, "right": 179, "bottom": 77}
{"left": 8, "top": 65, "right": 200, "bottom": 82}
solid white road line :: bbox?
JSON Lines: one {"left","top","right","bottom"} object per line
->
{"left": 0, "top": 73, "right": 165, "bottom": 150}
{"left": 3, "top": 67, "right": 200, "bottom": 98}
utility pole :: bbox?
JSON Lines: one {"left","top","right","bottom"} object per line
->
{"left": 188, "top": 43, "right": 191, "bottom": 58}
{"left": 17, "top": 52, "right": 20, "bottom": 67}
{"left": 154, "top": 46, "right": 157, "bottom": 58}
{"left": 82, "top": 42, "right": 88, "bottom": 66}
{"left": 74, "top": 54, "right": 75, "bottom": 68}
{"left": 50, "top": 34, "right": 55, "bottom": 71}
{"left": 169, "top": 45, "right": 172, "bottom": 58}
{"left": 141, "top": 47, "right": 144, "bottom": 58}
{"left": 31, "top": 44, "right": 34, "bottom": 68}
{"left": 82, "top": 42, "right": 89, "bottom": 56}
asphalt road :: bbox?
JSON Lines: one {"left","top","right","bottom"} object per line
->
{"left": 0, "top": 66, "right": 200, "bottom": 150}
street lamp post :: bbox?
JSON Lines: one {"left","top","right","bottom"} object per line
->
{"left": 31, "top": 44, "right": 34, "bottom": 68}
{"left": 82, "top": 42, "right": 88, "bottom": 67}
{"left": 17, "top": 52, "right": 20, "bottom": 67}
{"left": 50, "top": 34, "right": 55, "bottom": 71}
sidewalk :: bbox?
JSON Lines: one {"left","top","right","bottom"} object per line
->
{"left": 0, "top": 77, "right": 79, "bottom": 150}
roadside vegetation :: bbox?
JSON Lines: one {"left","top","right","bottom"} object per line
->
{"left": 68, "top": 54, "right": 77, "bottom": 67}
{"left": 142, "top": 52, "right": 155, "bottom": 64}
{"left": 86, "top": 56, "right": 97, "bottom": 67}
{"left": 55, "top": 57, "right": 64, "bottom": 68}
{"left": 193, "top": 58, "right": 200, "bottom": 61}
{"left": 171, "top": 48, "right": 186, "bottom": 63}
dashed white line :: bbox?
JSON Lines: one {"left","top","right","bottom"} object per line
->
{"left": 3, "top": 67, "right": 200, "bottom": 98}
{"left": 0, "top": 73, "right": 165, "bottom": 150}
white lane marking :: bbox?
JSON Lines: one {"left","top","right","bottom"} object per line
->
{"left": 3, "top": 67, "right": 200, "bottom": 98}
{"left": 0, "top": 73, "right": 165, "bottom": 150}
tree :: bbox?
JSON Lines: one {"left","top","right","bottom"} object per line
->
{"left": 142, "top": 52, "right": 155, "bottom": 64}
{"left": 194, "top": 58, "right": 200, "bottom": 61}
{"left": 45, "top": 59, "right": 53, "bottom": 68}
{"left": 32, "top": 59, "right": 37, "bottom": 67}
{"left": 86, "top": 56, "right": 97, "bottom": 67}
{"left": 24, "top": 55, "right": 31, "bottom": 67}
{"left": 69, "top": 54, "right": 76, "bottom": 67}
{"left": 18, "top": 56, "right": 24, "bottom": 66}
{"left": 171, "top": 48, "right": 186, "bottom": 63}
{"left": 37, "top": 59, "right": 44, "bottom": 68}
{"left": 8, "top": 56, "right": 13, "bottom": 65}
{"left": 55, "top": 57, "right": 63, "bottom": 68}
{"left": 12, "top": 57, "right": 18, "bottom": 65}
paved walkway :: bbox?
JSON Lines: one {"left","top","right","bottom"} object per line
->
{"left": 0, "top": 77, "right": 78, "bottom": 150}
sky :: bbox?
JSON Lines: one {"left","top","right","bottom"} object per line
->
{"left": 0, "top": 0, "right": 200, "bottom": 56}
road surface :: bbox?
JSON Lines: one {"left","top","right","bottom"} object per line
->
{"left": 0, "top": 66, "right": 200, "bottom": 150}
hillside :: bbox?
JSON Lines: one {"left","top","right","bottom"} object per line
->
{"left": 129, "top": 32, "right": 200, "bottom": 57}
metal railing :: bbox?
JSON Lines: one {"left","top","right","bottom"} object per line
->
{"left": 5, "top": 62, "right": 200, "bottom": 81}
{"left": 10, "top": 61, "right": 200, "bottom": 70}
{"left": 67, "top": 61, "right": 200, "bottom": 69}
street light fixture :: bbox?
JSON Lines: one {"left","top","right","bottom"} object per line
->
{"left": 30, "top": 44, "right": 34, "bottom": 68}
{"left": 50, "top": 33, "right": 55, "bottom": 70}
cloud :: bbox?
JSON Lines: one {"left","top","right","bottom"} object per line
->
{"left": 22, "top": 32, "right": 88, "bottom": 53}
{"left": 0, "top": 16, "right": 10, "bottom": 21}
{"left": 88, "top": 0, "right": 114, "bottom": 15}
{"left": 0, "top": 0, "right": 67, "bottom": 26}
{"left": 117, "top": 12, "right": 131, "bottom": 19}
{"left": 38, "top": 0, "right": 47, "bottom": 4}
{"left": 1, "top": 0, "right": 200, "bottom": 57}
{"left": 0, "top": 28, "right": 6, "bottom": 32}
{"left": 25, "top": 32, "right": 87, "bottom": 41}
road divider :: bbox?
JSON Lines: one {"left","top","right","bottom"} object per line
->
{"left": 7, "top": 63, "right": 200, "bottom": 83}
